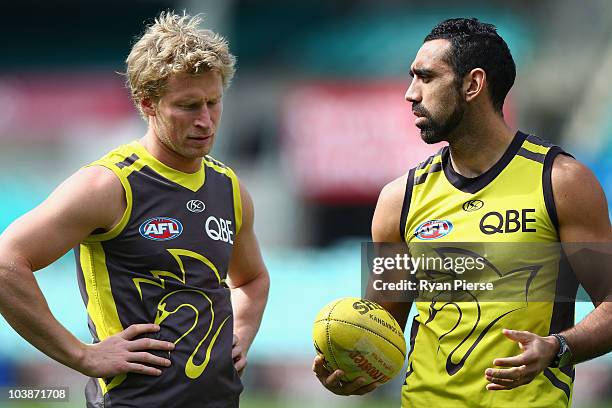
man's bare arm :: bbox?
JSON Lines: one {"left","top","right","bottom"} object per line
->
{"left": 0, "top": 166, "right": 174, "bottom": 377}
{"left": 313, "top": 173, "right": 412, "bottom": 396}
{"left": 369, "top": 174, "right": 413, "bottom": 331}
{"left": 486, "top": 154, "right": 612, "bottom": 390}
{"left": 227, "top": 182, "right": 270, "bottom": 374}
{"left": 553, "top": 155, "right": 612, "bottom": 363}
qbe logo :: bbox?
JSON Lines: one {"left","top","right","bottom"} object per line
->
{"left": 414, "top": 220, "right": 453, "bottom": 240}
{"left": 139, "top": 217, "right": 183, "bottom": 241}
{"left": 205, "top": 216, "right": 234, "bottom": 244}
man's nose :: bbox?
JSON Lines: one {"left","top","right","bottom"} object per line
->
{"left": 405, "top": 80, "right": 420, "bottom": 103}
{"left": 195, "top": 107, "right": 213, "bottom": 129}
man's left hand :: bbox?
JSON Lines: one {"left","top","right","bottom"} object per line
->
{"left": 485, "top": 329, "right": 559, "bottom": 391}
{"left": 232, "top": 335, "right": 247, "bottom": 376}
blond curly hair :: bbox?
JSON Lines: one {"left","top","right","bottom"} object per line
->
{"left": 126, "top": 11, "right": 236, "bottom": 118}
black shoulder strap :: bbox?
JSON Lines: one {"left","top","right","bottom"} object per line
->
{"left": 542, "top": 146, "right": 574, "bottom": 231}
{"left": 399, "top": 168, "right": 416, "bottom": 242}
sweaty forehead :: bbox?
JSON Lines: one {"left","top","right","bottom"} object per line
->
{"left": 411, "top": 39, "right": 453, "bottom": 73}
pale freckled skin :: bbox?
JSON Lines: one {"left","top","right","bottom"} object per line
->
{"left": 142, "top": 71, "right": 224, "bottom": 173}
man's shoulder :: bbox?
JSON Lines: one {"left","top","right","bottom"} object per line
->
{"left": 373, "top": 174, "right": 409, "bottom": 242}
{"left": 379, "top": 147, "right": 446, "bottom": 200}
{"left": 551, "top": 154, "right": 602, "bottom": 211}
{"left": 411, "top": 147, "right": 447, "bottom": 173}
{"left": 374, "top": 147, "right": 447, "bottom": 241}
{"left": 87, "top": 141, "right": 140, "bottom": 170}
{"left": 379, "top": 174, "right": 408, "bottom": 204}
{"left": 203, "top": 154, "right": 231, "bottom": 169}
{"left": 203, "top": 155, "right": 238, "bottom": 179}
{"left": 203, "top": 154, "right": 228, "bottom": 168}
{"left": 550, "top": 154, "right": 596, "bottom": 202}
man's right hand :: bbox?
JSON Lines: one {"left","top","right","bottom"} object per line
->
{"left": 78, "top": 324, "right": 175, "bottom": 377}
{"left": 312, "top": 355, "right": 379, "bottom": 396}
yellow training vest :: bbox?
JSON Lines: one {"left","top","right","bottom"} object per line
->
{"left": 399, "top": 131, "right": 577, "bottom": 407}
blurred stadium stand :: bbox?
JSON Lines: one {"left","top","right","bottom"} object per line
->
{"left": 1, "top": 0, "right": 611, "bottom": 406}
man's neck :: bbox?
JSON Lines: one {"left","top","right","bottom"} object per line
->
{"left": 447, "top": 112, "right": 515, "bottom": 178}
{"left": 140, "top": 130, "right": 202, "bottom": 174}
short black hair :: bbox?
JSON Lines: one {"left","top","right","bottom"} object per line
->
{"left": 424, "top": 18, "right": 516, "bottom": 112}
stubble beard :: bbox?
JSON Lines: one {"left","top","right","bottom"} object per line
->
{"left": 156, "top": 118, "right": 211, "bottom": 160}
{"left": 416, "top": 95, "right": 466, "bottom": 145}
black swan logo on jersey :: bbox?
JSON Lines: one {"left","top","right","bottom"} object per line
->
{"left": 404, "top": 246, "right": 542, "bottom": 379}
{"left": 132, "top": 249, "right": 228, "bottom": 379}
{"left": 462, "top": 199, "right": 484, "bottom": 212}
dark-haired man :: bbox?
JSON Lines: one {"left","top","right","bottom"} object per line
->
{"left": 313, "top": 18, "right": 612, "bottom": 407}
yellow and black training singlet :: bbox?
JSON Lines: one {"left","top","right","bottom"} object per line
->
{"left": 74, "top": 141, "right": 243, "bottom": 408}
{"left": 398, "top": 131, "right": 578, "bottom": 407}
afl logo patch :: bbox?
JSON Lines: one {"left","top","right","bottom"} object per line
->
{"left": 186, "top": 199, "right": 206, "bottom": 213}
{"left": 462, "top": 199, "right": 484, "bottom": 212}
{"left": 139, "top": 217, "right": 183, "bottom": 241}
{"left": 414, "top": 220, "right": 453, "bottom": 240}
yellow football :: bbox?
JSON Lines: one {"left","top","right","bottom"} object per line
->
{"left": 313, "top": 297, "right": 407, "bottom": 385}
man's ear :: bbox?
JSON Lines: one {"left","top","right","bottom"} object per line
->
{"left": 140, "top": 98, "right": 157, "bottom": 117}
{"left": 463, "top": 68, "right": 486, "bottom": 103}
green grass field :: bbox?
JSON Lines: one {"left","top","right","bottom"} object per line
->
{"left": 2, "top": 398, "right": 395, "bottom": 408}
{"left": 3, "top": 401, "right": 395, "bottom": 408}
{"left": 5, "top": 396, "right": 612, "bottom": 408}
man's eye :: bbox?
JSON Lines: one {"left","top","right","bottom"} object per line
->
{"left": 180, "top": 104, "right": 198, "bottom": 110}
{"left": 207, "top": 100, "right": 219, "bottom": 106}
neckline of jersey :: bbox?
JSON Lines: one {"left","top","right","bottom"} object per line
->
{"left": 129, "top": 141, "right": 205, "bottom": 192}
{"left": 441, "top": 130, "right": 528, "bottom": 194}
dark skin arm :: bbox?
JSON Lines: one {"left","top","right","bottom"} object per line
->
{"left": 312, "top": 174, "right": 412, "bottom": 395}
{"left": 367, "top": 174, "right": 413, "bottom": 332}
{"left": 555, "top": 156, "right": 612, "bottom": 361}
{"left": 486, "top": 154, "right": 612, "bottom": 390}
